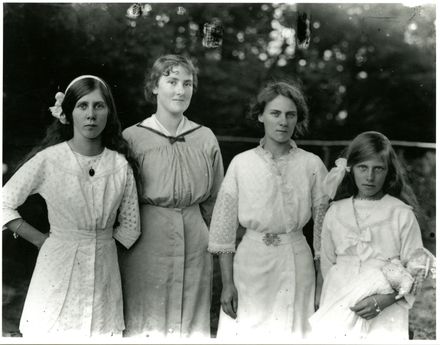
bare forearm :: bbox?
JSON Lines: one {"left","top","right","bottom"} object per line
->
{"left": 6, "top": 218, "right": 48, "bottom": 249}
{"left": 376, "top": 291, "right": 399, "bottom": 310}
{"left": 219, "top": 253, "right": 234, "bottom": 285}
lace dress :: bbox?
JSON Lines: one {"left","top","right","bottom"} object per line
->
{"left": 208, "top": 140, "right": 328, "bottom": 340}
{"left": 2, "top": 142, "right": 141, "bottom": 338}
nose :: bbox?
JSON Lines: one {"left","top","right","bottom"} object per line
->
{"left": 279, "top": 114, "right": 288, "bottom": 126}
{"left": 366, "top": 168, "right": 375, "bottom": 181}
{"left": 175, "top": 83, "right": 184, "bottom": 95}
{"left": 86, "top": 107, "right": 96, "bottom": 120}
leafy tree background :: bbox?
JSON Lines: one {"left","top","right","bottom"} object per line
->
{"left": 2, "top": 2, "right": 436, "bottom": 338}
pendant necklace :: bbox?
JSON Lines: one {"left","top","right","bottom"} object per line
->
{"left": 68, "top": 144, "right": 103, "bottom": 177}
{"left": 67, "top": 141, "right": 104, "bottom": 177}
{"left": 74, "top": 153, "right": 103, "bottom": 177}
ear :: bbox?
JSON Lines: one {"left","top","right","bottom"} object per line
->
{"left": 258, "top": 114, "right": 264, "bottom": 123}
{"left": 152, "top": 86, "right": 158, "bottom": 95}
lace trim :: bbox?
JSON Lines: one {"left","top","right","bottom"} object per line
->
{"left": 208, "top": 185, "right": 239, "bottom": 252}
{"left": 207, "top": 248, "right": 236, "bottom": 254}
{"left": 313, "top": 203, "right": 329, "bottom": 256}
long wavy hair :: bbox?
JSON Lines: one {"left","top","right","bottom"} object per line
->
{"left": 333, "top": 131, "right": 420, "bottom": 213}
{"left": 16, "top": 76, "right": 139, "bottom": 179}
{"left": 248, "top": 81, "right": 309, "bottom": 138}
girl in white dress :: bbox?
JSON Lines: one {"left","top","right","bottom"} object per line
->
{"left": 309, "top": 131, "right": 427, "bottom": 341}
{"left": 2, "top": 75, "right": 141, "bottom": 338}
{"left": 208, "top": 81, "right": 329, "bottom": 341}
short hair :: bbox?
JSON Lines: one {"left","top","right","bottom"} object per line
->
{"left": 249, "top": 81, "right": 309, "bottom": 137}
{"left": 144, "top": 54, "right": 198, "bottom": 104}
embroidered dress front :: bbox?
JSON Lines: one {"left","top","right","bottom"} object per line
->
{"left": 119, "top": 115, "right": 224, "bottom": 338}
{"left": 312, "top": 195, "right": 423, "bottom": 341}
{"left": 208, "top": 140, "right": 328, "bottom": 340}
{"left": 2, "top": 142, "right": 140, "bottom": 337}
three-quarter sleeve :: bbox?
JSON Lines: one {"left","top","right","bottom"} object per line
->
{"left": 320, "top": 206, "right": 337, "bottom": 279}
{"left": 397, "top": 207, "right": 424, "bottom": 261}
{"left": 311, "top": 157, "right": 329, "bottom": 259}
{"left": 395, "top": 206, "right": 424, "bottom": 308}
{"left": 2, "top": 153, "right": 47, "bottom": 227}
{"left": 200, "top": 139, "right": 225, "bottom": 226}
{"left": 113, "top": 165, "right": 141, "bottom": 249}
{"left": 208, "top": 158, "right": 239, "bottom": 254}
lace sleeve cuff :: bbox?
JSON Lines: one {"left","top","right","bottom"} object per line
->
{"left": 207, "top": 244, "right": 236, "bottom": 254}
{"left": 397, "top": 293, "right": 416, "bottom": 310}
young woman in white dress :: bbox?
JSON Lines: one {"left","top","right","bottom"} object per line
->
{"left": 2, "top": 75, "right": 141, "bottom": 338}
{"left": 208, "top": 81, "right": 329, "bottom": 341}
{"left": 310, "top": 131, "right": 425, "bottom": 341}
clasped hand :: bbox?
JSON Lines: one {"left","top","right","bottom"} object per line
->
{"left": 350, "top": 294, "right": 382, "bottom": 320}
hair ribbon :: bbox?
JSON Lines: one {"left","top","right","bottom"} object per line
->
{"left": 323, "top": 158, "right": 351, "bottom": 199}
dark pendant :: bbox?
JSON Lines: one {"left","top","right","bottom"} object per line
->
{"left": 89, "top": 168, "right": 95, "bottom": 177}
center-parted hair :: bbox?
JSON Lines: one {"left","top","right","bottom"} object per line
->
{"left": 61, "top": 78, "right": 119, "bottom": 148}
{"left": 16, "top": 77, "right": 138, "bottom": 179}
{"left": 143, "top": 54, "right": 198, "bottom": 104}
{"left": 333, "top": 131, "right": 420, "bottom": 212}
{"left": 249, "top": 81, "right": 309, "bottom": 138}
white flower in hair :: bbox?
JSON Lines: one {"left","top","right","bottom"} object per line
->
{"left": 49, "top": 92, "right": 69, "bottom": 124}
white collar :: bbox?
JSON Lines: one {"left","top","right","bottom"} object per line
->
{"left": 141, "top": 114, "right": 196, "bottom": 136}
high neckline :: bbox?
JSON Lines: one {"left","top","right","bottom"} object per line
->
{"left": 257, "top": 138, "right": 297, "bottom": 160}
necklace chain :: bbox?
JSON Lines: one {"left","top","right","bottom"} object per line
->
{"left": 352, "top": 198, "right": 375, "bottom": 230}
{"left": 72, "top": 151, "right": 103, "bottom": 177}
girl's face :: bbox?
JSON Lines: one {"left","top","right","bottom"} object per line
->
{"left": 258, "top": 95, "right": 298, "bottom": 145}
{"left": 352, "top": 154, "right": 388, "bottom": 199}
{"left": 153, "top": 65, "right": 193, "bottom": 117}
{"left": 72, "top": 89, "right": 108, "bottom": 141}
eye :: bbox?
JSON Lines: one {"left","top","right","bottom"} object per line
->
{"left": 286, "top": 112, "right": 297, "bottom": 118}
{"left": 168, "top": 80, "right": 177, "bottom": 85}
{"left": 95, "top": 102, "right": 106, "bottom": 110}
{"left": 357, "top": 165, "right": 367, "bottom": 171}
{"left": 184, "top": 82, "right": 193, "bottom": 87}
{"left": 270, "top": 111, "right": 280, "bottom": 117}
{"left": 374, "top": 167, "right": 385, "bottom": 173}
{"left": 77, "top": 102, "right": 87, "bottom": 110}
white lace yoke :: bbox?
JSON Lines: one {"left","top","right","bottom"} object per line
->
{"left": 208, "top": 143, "right": 328, "bottom": 255}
